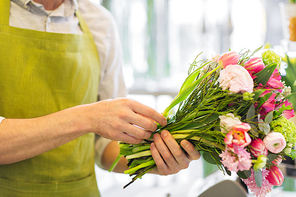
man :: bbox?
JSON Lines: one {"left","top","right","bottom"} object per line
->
{"left": 0, "top": 0, "right": 200, "bottom": 196}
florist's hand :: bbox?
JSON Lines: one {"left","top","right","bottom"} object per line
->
{"left": 150, "top": 130, "right": 200, "bottom": 175}
{"left": 84, "top": 98, "right": 167, "bottom": 144}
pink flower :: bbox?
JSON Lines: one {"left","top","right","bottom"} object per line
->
{"left": 242, "top": 169, "right": 273, "bottom": 197}
{"left": 219, "top": 146, "right": 252, "bottom": 173}
{"left": 272, "top": 155, "right": 282, "bottom": 165}
{"left": 224, "top": 123, "right": 251, "bottom": 149}
{"left": 257, "top": 91, "right": 277, "bottom": 117}
{"left": 266, "top": 69, "right": 284, "bottom": 89}
{"left": 244, "top": 57, "right": 265, "bottom": 77}
{"left": 266, "top": 165, "right": 284, "bottom": 186}
{"left": 263, "top": 132, "right": 286, "bottom": 153}
{"left": 219, "top": 65, "right": 254, "bottom": 93}
{"left": 280, "top": 100, "right": 295, "bottom": 119}
{"left": 261, "top": 92, "right": 276, "bottom": 113}
{"left": 218, "top": 51, "right": 239, "bottom": 68}
{"left": 249, "top": 139, "right": 268, "bottom": 157}
{"left": 219, "top": 113, "right": 242, "bottom": 133}
{"left": 282, "top": 108, "right": 295, "bottom": 119}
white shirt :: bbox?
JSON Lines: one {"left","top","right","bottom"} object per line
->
{"left": 8, "top": 0, "right": 125, "bottom": 167}
{"left": 9, "top": 0, "right": 127, "bottom": 101}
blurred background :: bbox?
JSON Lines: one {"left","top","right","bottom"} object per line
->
{"left": 92, "top": 0, "right": 296, "bottom": 196}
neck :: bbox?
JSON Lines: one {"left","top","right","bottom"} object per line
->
{"left": 33, "top": 0, "right": 64, "bottom": 10}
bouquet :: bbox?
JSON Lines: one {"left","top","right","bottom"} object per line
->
{"left": 110, "top": 47, "right": 296, "bottom": 197}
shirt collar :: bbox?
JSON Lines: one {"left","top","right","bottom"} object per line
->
{"left": 11, "top": 0, "right": 78, "bottom": 17}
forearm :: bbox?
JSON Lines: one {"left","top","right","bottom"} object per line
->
{"left": 100, "top": 141, "right": 129, "bottom": 173}
{"left": 0, "top": 105, "right": 89, "bottom": 165}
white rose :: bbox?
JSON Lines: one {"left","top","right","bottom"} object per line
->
{"left": 219, "top": 113, "right": 241, "bottom": 133}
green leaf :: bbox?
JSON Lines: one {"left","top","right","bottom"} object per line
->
{"left": 247, "top": 105, "right": 256, "bottom": 120}
{"left": 254, "top": 63, "right": 277, "bottom": 86}
{"left": 258, "top": 121, "right": 270, "bottom": 135}
{"left": 249, "top": 123, "right": 259, "bottom": 137}
{"left": 180, "top": 114, "right": 219, "bottom": 130}
{"left": 267, "top": 154, "right": 279, "bottom": 165}
{"left": 237, "top": 169, "right": 252, "bottom": 179}
{"left": 225, "top": 167, "right": 231, "bottom": 176}
{"left": 265, "top": 111, "right": 273, "bottom": 124}
{"left": 179, "top": 64, "right": 203, "bottom": 93}
{"left": 163, "top": 65, "right": 220, "bottom": 117}
{"left": 254, "top": 169, "right": 263, "bottom": 188}
{"left": 257, "top": 92, "right": 273, "bottom": 109}
{"left": 253, "top": 89, "right": 266, "bottom": 101}
{"left": 203, "top": 152, "right": 219, "bottom": 165}
{"left": 287, "top": 149, "right": 296, "bottom": 160}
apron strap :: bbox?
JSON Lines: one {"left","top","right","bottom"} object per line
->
{"left": 75, "top": 10, "right": 91, "bottom": 34}
{"left": 0, "top": 0, "right": 10, "bottom": 25}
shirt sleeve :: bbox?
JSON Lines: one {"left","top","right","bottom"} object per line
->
{"left": 0, "top": 116, "right": 4, "bottom": 124}
{"left": 78, "top": 0, "right": 127, "bottom": 100}
{"left": 78, "top": 1, "right": 127, "bottom": 168}
{"left": 94, "top": 135, "right": 112, "bottom": 169}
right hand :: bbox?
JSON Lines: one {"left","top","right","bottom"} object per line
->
{"left": 83, "top": 98, "right": 167, "bottom": 144}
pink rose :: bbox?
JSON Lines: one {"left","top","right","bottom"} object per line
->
{"left": 219, "top": 64, "right": 254, "bottom": 93}
{"left": 263, "top": 132, "right": 286, "bottom": 153}
{"left": 218, "top": 51, "right": 239, "bottom": 68}
{"left": 224, "top": 123, "right": 251, "bottom": 148}
{"left": 244, "top": 57, "right": 265, "bottom": 77}
{"left": 219, "top": 113, "right": 242, "bottom": 133}
{"left": 249, "top": 138, "right": 268, "bottom": 157}
{"left": 266, "top": 165, "right": 284, "bottom": 186}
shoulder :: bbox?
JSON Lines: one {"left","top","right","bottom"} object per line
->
{"left": 77, "top": 0, "right": 117, "bottom": 35}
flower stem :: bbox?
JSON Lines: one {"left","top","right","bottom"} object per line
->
{"left": 126, "top": 150, "right": 152, "bottom": 160}
{"left": 108, "top": 155, "right": 122, "bottom": 172}
{"left": 172, "top": 134, "right": 225, "bottom": 150}
{"left": 124, "top": 160, "right": 155, "bottom": 175}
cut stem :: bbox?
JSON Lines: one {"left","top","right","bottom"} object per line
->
{"left": 124, "top": 160, "right": 155, "bottom": 175}
{"left": 126, "top": 150, "right": 152, "bottom": 160}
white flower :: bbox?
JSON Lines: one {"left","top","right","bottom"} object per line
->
{"left": 219, "top": 64, "right": 254, "bottom": 93}
{"left": 219, "top": 113, "right": 241, "bottom": 133}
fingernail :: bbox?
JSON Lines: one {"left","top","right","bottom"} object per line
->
{"left": 153, "top": 133, "right": 159, "bottom": 140}
{"left": 181, "top": 140, "right": 189, "bottom": 148}
{"left": 161, "top": 130, "right": 168, "bottom": 137}
{"left": 150, "top": 143, "right": 155, "bottom": 149}
{"left": 162, "top": 119, "right": 167, "bottom": 126}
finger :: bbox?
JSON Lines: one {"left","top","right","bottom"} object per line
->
{"left": 128, "top": 113, "right": 158, "bottom": 132}
{"left": 153, "top": 132, "right": 180, "bottom": 172}
{"left": 131, "top": 102, "right": 167, "bottom": 126}
{"left": 160, "top": 130, "right": 190, "bottom": 168}
{"left": 124, "top": 123, "right": 152, "bottom": 140}
{"left": 150, "top": 142, "right": 169, "bottom": 175}
{"left": 180, "top": 140, "right": 201, "bottom": 160}
{"left": 113, "top": 132, "right": 142, "bottom": 144}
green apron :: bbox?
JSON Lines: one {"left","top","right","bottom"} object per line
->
{"left": 0, "top": 1, "right": 101, "bottom": 196}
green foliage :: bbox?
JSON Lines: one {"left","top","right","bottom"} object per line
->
{"left": 281, "top": 54, "right": 296, "bottom": 110}
{"left": 262, "top": 50, "right": 281, "bottom": 68}
{"left": 237, "top": 169, "right": 251, "bottom": 179}
{"left": 254, "top": 63, "right": 277, "bottom": 86}
{"left": 254, "top": 169, "right": 263, "bottom": 188}
{"left": 270, "top": 116, "right": 296, "bottom": 144}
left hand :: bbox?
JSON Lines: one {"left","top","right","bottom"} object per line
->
{"left": 149, "top": 130, "right": 200, "bottom": 175}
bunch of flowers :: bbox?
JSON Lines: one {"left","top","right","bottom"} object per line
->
{"left": 110, "top": 47, "right": 296, "bottom": 196}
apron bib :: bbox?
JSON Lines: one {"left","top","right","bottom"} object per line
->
{"left": 0, "top": 1, "right": 101, "bottom": 196}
